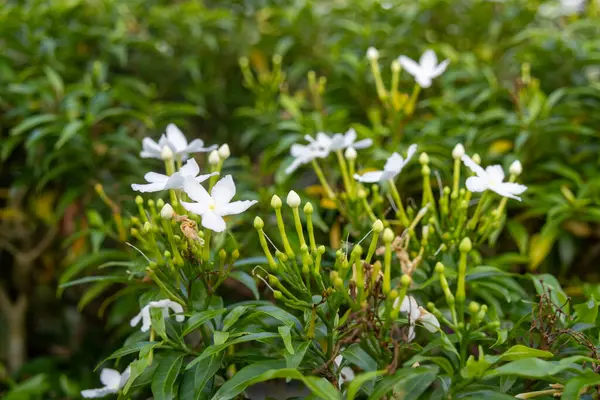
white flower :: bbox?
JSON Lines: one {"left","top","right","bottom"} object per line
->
{"left": 285, "top": 135, "right": 331, "bottom": 175}
{"left": 140, "top": 134, "right": 171, "bottom": 160}
{"left": 539, "top": 0, "right": 585, "bottom": 17}
{"left": 130, "top": 299, "right": 185, "bottom": 333}
{"left": 181, "top": 175, "right": 257, "bottom": 232}
{"left": 131, "top": 158, "right": 217, "bottom": 193}
{"left": 394, "top": 295, "right": 440, "bottom": 342}
{"left": 329, "top": 128, "right": 373, "bottom": 152}
{"left": 164, "top": 123, "right": 216, "bottom": 160}
{"left": 354, "top": 144, "right": 417, "bottom": 183}
{"left": 81, "top": 366, "right": 131, "bottom": 398}
{"left": 398, "top": 50, "right": 449, "bottom": 88}
{"left": 334, "top": 355, "right": 355, "bottom": 387}
{"left": 461, "top": 155, "right": 528, "bottom": 201}
{"left": 366, "top": 47, "right": 379, "bottom": 61}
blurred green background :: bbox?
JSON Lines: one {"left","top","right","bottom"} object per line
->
{"left": 1, "top": 0, "right": 599, "bottom": 397}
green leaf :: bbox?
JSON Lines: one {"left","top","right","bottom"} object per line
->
{"left": 151, "top": 308, "right": 168, "bottom": 340}
{"left": 182, "top": 309, "right": 227, "bottom": 336}
{"left": 55, "top": 119, "right": 85, "bottom": 149}
{"left": 222, "top": 305, "right": 252, "bottom": 331}
{"left": 213, "top": 331, "right": 229, "bottom": 345}
{"left": 574, "top": 297, "right": 598, "bottom": 325}
{"left": 250, "top": 305, "right": 300, "bottom": 328}
{"left": 101, "top": 341, "right": 157, "bottom": 364}
{"left": 498, "top": 345, "right": 553, "bottom": 361}
{"left": 123, "top": 356, "right": 151, "bottom": 394}
{"left": 4, "top": 374, "right": 50, "bottom": 400}
{"left": 346, "top": 371, "right": 386, "bottom": 400}
{"left": 392, "top": 369, "right": 438, "bottom": 400}
{"left": 151, "top": 353, "right": 184, "bottom": 400}
{"left": 212, "top": 365, "right": 341, "bottom": 400}
{"left": 278, "top": 325, "right": 294, "bottom": 354}
{"left": 404, "top": 355, "right": 454, "bottom": 376}
{"left": 193, "top": 354, "right": 223, "bottom": 399}
{"left": 59, "top": 250, "right": 130, "bottom": 294}
{"left": 186, "top": 332, "right": 279, "bottom": 369}
{"left": 285, "top": 342, "right": 309, "bottom": 369}
{"left": 77, "top": 281, "right": 113, "bottom": 311}
{"left": 561, "top": 371, "right": 600, "bottom": 400}
{"left": 10, "top": 114, "right": 58, "bottom": 136}
{"left": 485, "top": 356, "right": 590, "bottom": 379}
{"left": 43, "top": 66, "right": 64, "bottom": 96}
{"left": 457, "top": 390, "right": 516, "bottom": 400}
{"left": 368, "top": 366, "right": 438, "bottom": 400}
{"left": 342, "top": 344, "right": 377, "bottom": 372}
{"left": 229, "top": 271, "right": 260, "bottom": 300}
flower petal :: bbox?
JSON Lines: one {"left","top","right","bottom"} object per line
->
{"left": 179, "top": 158, "right": 200, "bottom": 177}
{"left": 118, "top": 366, "right": 131, "bottom": 389}
{"left": 130, "top": 310, "right": 143, "bottom": 328}
{"left": 485, "top": 165, "right": 505, "bottom": 183}
{"left": 201, "top": 211, "right": 226, "bottom": 232}
{"left": 219, "top": 200, "right": 257, "bottom": 216}
{"left": 100, "top": 368, "right": 122, "bottom": 389}
{"left": 415, "top": 75, "right": 432, "bottom": 88}
{"left": 81, "top": 387, "right": 116, "bottom": 398}
{"left": 183, "top": 177, "right": 211, "bottom": 204}
{"left": 461, "top": 154, "right": 487, "bottom": 177}
{"left": 344, "top": 128, "right": 357, "bottom": 145}
{"left": 354, "top": 171, "right": 384, "bottom": 183}
{"left": 144, "top": 172, "right": 169, "bottom": 183}
{"left": 353, "top": 138, "right": 373, "bottom": 149}
{"left": 384, "top": 153, "right": 404, "bottom": 172}
{"left": 167, "top": 301, "right": 185, "bottom": 322}
{"left": 211, "top": 175, "right": 236, "bottom": 205}
{"left": 418, "top": 307, "right": 440, "bottom": 332}
{"left": 340, "top": 366, "right": 355, "bottom": 385}
{"left": 163, "top": 173, "right": 185, "bottom": 190}
{"left": 131, "top": 182, "right": 166, "bottom": 193}
{"left": 465, "top": 176, "right": 489, "bottom": 193}
{"left": 419, "top": 50, "right": 438, "bottom": 71}
{"left": 195, "top": 172, "right": 219, "bottom": 183}
{"left": 406, "top": 144, "right": 418, "bottom": 162}
{"left": 432, "top": 59, "right": 450, "bottom": 77}
{"left": 181, "top": 201, "right": 209, "bottom": 216}
{"left": 492, "top": 182, "right": 528, "bottom": 201}
{"left": 334, "top": 355, "right": 343, "bottom": 367}
{"left": 398, "top": 55, "right": 422, "bottom": 78}
{"left": 186, "top": 139, "right": 216, "bottom": 153}
{"left": 166, "top": 123, "right": 188, "bottom": 153}
{"left": 142, "top": 137, "right": 161, "bottom": 154}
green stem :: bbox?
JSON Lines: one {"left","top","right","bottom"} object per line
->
{"left": 311, "top": 160, "right": 336, "bottom": 200}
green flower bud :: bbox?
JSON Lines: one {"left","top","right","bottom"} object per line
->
{"left": 135, "top": 196, "right": 144, "bottom": 205}
{"left": 459, "top": 237, "right": 472, "bottom": 253}
{"left": 156, "top": 198, "right": 165, "bottom": 209}
{"left": 147, "top": 199, "right": 155, "bottom": 207}
{"left": 219, "top": 249, "right": 227, "bottom": 259}
{"left": 271, "top": 195, "right": 282, "bottom": 209}
{"left": 472, "top": 153, "right": 481, "bottom": 165}
{"left": 164, "top": 250, "right": 172, "bottom": 259}
{"left": 143, "top": 222, "right": 152, "bottom": 233}
{"left": 317, "top": 245, "right": 326, "bottom": 254}
{"left": 422, "top": 165, "right": 431, "bottom": 175}
{"left": 388, "top": 289, "right": 398, "bottom": 300}
{"left": 434, "top": 262, "right": 445, "bottom": 274}
{"left": 232, "top": 249, "right": 240, "bottom": 260}
{"left": 303, "top": 202, "right": 314, "bottom": 214}
{"left": 383, "top": 228, "right": 395, "bottom": 243}
{"left": 254, "top": 216, "right": 264, "bottom": 229}
{"left": 419, "top": 152, "right": 430, "bottom": 165}
{"left": 400, "top": 274, "right": 412, "bottom": 287}
{"left": 468, "top": 301, "right": 480, "bottom": 314}
{"left": 273, "top": 290, "right": 283, "bottom": 299}
{"left": 372, "top": 219, "right": 384, "bottom": 233}
{"left": 268, "top": 275, "right": 279, "bottom": 285}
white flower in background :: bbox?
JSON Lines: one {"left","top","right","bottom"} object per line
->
{"left": 394, "top": 296, "right": 440, "bottom": 341}
{"left": 461, "top": 155, "right": 528, "bottom": 201}
{"left": 354, "top": 144, "right": 417, "bottom": 183}
{"left": 330, "top": 128, "right": 373, "bottom": 152}
{"left": 366, "top": 46, "right": 379, "bottom": 61}
{"left": 398, "top": 50, "right": 449, "bottom": 88}
{"left": 130, "top": 299, "right": 185, "bottom": 332}
{"left": 182, "top": 175, "right": 257, "bottom": 232}
{"left": 334, "top": 355, "right": 355, "bottom": 387}
{"left": 131, "top": 158, "right": 217, "bottom": 193}
{"left": 304, "top": 132, "right": 335, "bottom": 154}
{"left": 164, "top": 123, "right": 216, "bottom": 160}
{"left": 81, "top": 366, "right": 131, "bottom": 398}
{"left": 140, "top": 134, "right": 172, "bottom": 160}
{"left": 285, "top": 136, "right": 330, "bottom": 174}
{"left": 539, "top": 0, "right": 585, "bottom": 17}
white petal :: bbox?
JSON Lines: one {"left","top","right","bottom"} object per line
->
{"left": 465, "top": 176, "right": 489, "bottom": 193}
{"left": 144, "top": 172, "right": 169, "bottom": 183}
{"left": 432, "top": 59, "right": 450, "bottom": 77}
{"left": 344, "top": 128, "right": 357, "bottom": 145}
{"left": 100, "top": 368, "right": 122, "bottom": 389}
{"left": 140, "top": 151, "right": 160, "bottom": 159}
{"left": 485, "top": 165, "right": 505, "bottom": 183}
{"left": 130, "top": 310, "right": 143, "bottom": 327}
{"left": 140, "top": 306, "right": 152, "bottom": 332}
{"left": 384, "top": 153, "right": 404, "bottom": 172}
{"left": 183, "top": 177, "right": 211, "bottom": 204}
{"left": 352, "top": 138, "right": 373, "bottom": 149}
{"left": 181, "top": 201, "right": 209, "bottom": 216}
{"left": 211, "top": 175, "right": 236, "bottom": 205}
{"left": 407, "top": 323, "right": 416, "bottom": 342}
{"left": 219, "top": 200, "right": 257, "bottom": 216}
{"left": 194, "top": 172, "right": 219, "bottom": 183}
{"left": 81, "top": 387, "right": 116, "bottom": 398}
{"left": 167, "top": 301, "right": 185, "bottom": 322}
{"left": 118, "top": 366, "right": 131, "bottom": 389}
{"left": 285, "top": 158, "right": 305, "bottom": 174}
{"left": 290, "top": 143, "right": 309, "bottom": 157}
{"left": 415, "top": 76, "right": 432, "bottom": 88}
{"left": 461, "top": 154, "right": 487, "bottom": 177}
{"left": 400, "top": 296, "right": 421, "bottom": 322}
{"left": 131, "top": 182, "right": 166, "bottom": 193}
{"left": 340, "top": 366, "right": 355, "bottom": 384}
{"left": 405, "top": 144, "right": 418, "bottom": 162}
{"left": 186, "top": 138, "right": 214, "bottom": 153}
{"left": 179, "top": 158, "right": 200, "bottom": 177}
{"left": 166, "top": 124, "right": 188, "bottom": 153}
{"left": 418, "top": 308, "right": 440, "bottom": 332}
{"left": 142, "top": 137, "right": 161, "bottom": 154}
{"left": 398, "top": 56, "right": 422, "bottom": 78}
{"left": 334, "top": 355, "right": 343, "bottom": 367}
{"left": 163, "top": 173, "right": 185, "bottom": 190}
{"left": 419, "top": 50, "right": 438, "bottom": 71}
{"left": 201, "top": 211, "right": 227, "bottom": 232}
{"left": 492, "top": 182, "right": 528, "bottom": 201}
{"left": 354, "top": 171, "right": 384, "bottom": 183}
{"left": 329, "top": 133, "right": 346, "bottom": 151}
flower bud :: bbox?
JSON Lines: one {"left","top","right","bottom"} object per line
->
{"left": 383, "top": 228, "right": 394, "bottom": 243}
{"left": 160, "top": 145, "right": 174, "bottom": 160}
{"left": 468, "top": 301, "right": 480, "bottom": 313}
{"left": 273, "top": 290, "right": 283, "bottom": 299}
{"left": 400, "top": 274, "right": 412, "bottom": 287}
{"left": 388, "top": 289, "right": 398, "bottom": 300}
{"left": 303, "top": 202, "right": 313, "bottom": 214}
{"left": 372, "top": 219, "right": 384, "bottom": 233}
{"left": 232, "top": 249, "right": 240, "bottom": 260}
{"left": 147, "top": 199, "right": 155, "bottom": 207}
{"left": 472, "top": 153, "right": 481, "bottom": 165}
{"left": 208, "top": 150, "right": 220, "bottom": 165}
{"left": 253, "top": 216, "right": 264, "bottom": 229}
{"left": 366, "top": 46, "right": 379, "bottom": 61}
{"left": 135, "top": 195, "right": 144, "bottom": 205}
{"left": 317, "top": 245, "right": 326, "bottom": 254}
{"left": 344, "top": 147, "right": 357, "bottom": 160}
{"left": 160, "top": 204, "right": 174, "bottom": 220}
{"left": 218, "top": 144, "right": 231, "bottom": 160}
{"left": 357, "top": 188, "right": 366, "bottom": 199}
{"left": 219, "top": 249, "right": 227, "bottom": 259}
{"left": 268, "top": 275, "right": 279, "bottom": 285}
{"left": 459, "top": 237, "right": 472, "bottom": 253}
{"left": 143, "top": 222, "right": 152, "bottom": 233}
{"left": 286, "top": 190, "right": 301, "bottom": 208}
{"left": 434, "top": 262, "right": 445, "bottom": 274}
{"left": 452, "top": 143, "right": 465, "bottom": 159}
{"left": 156, "top": 198, "right": 164, "bottom": 209}
{"left": 419, "top": 152, "right": 429, "bottom": 165}
{"left": 509, "top": 160, "right": 522, "bottom": 176}
{"left": 352, "top": 244, "right": 363, "bottom": 256}
{"left": 270, "top": 195, "right": 282, "bottom": 209}
{"left": 391, "top": 59, "right": 401, "bottom": 72}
